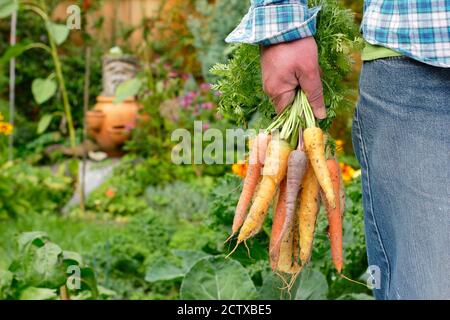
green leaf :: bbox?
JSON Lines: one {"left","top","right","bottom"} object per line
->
{"left": 337, "top": 292, "right": 374, "bottom": 300}
{"left": 0, "top": 269, "right": 13, "bottom": 290}
{"left": 37, "top": 114, "right": 54, "bottom": 134}
{"left": 33, "top": 242, "right": 66, "bottom": 288}
{"left": 79, "top": 267, "right": 98, "bottom": 299}
{"left": 0, "top": 43, "right": 30, "bottom": 65}
{"left": 295, "top": 267, "right": 329, "bottom": 300}
{"left": 145, "top": 257, "right": 184, "bottom": 283}
{"left": 97, "top": 285, "right": 116, "bottom": 298}
{"left": 172, "top": 250, "right": 210, "bottom": 272}
{"left": 258, "top": 269, "right": 289, "bottom": 300}
{"left": 46, "top": 22, "right": 70, "bottom": 45}
{"left": 180, "top": 256, "right": 258, "bottom": 300}
{"left": 145, "top": 251, "right": 211, "bottom": 283}
{"left": 19, "top": 287, "right": 57, "bottom": 300}
{"left": 114, "top": 78, "right": 142, "bottom": 104}
{"left": 62, "top": 250, "right": 84, "bottom": 266}
{"left": 0, "top": 0, "right": 17, "bottom": 19}
{"left": 32, "top": 78, "right": 57, "bottom": 104}
{"left": 17, "top": 231, "right": 49, "bottom": 252}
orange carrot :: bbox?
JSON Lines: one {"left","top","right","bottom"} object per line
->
{"left": 303, "top": 127, "right": 336, "bottom": 209}
{"left": 237, "top": 138, "right": 292, "bottom": 243}
{"left": 298, "top": 163, "right": 320, "bottom": 266}
{"left": 339, "top": 164, "right": 346, "bottom": 219}
{"left": 269, "top": 178, "right": 287, "bottom": 270}
{"left": 232, "top": 133, "right": 270, "bottom": 235}
{"left": 323, "top": 158, "right": 344, "bottom": 273}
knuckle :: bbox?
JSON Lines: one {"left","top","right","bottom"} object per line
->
{"left": 301, "top": 61, "right": 320, "bottom": 77}
{"left": 262, "top": 80, "right": 279, "bottom": 98}
{"left": 307, "top": 87, "right": 324, "bottom": 103}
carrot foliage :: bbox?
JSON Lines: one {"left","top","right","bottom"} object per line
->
{"left": 211, "top": 0, "right": 362, "bottom": 131}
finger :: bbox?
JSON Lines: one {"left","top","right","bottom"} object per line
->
{"left": 298, "top": 68, "right": 326, "bottom": 119}
{"left": 271, "top": 90, "right": 296, "bottom": 115}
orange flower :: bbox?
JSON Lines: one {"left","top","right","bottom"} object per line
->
{"left": 0, "top": 122, "right": 13, "bottom": 136}
{"left": 232, "top": 161, "right": 248, "bottom": 178}
{"left": 339, "top": 162, "right": 356, "bottom": 183}
{"left": 105, "top": 188, "right": 116, "bottom": 198}
{"left": 336, "top": 139, "right": 344, "bottom": 153}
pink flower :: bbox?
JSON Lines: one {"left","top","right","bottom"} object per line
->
{"left": 200, "top": 83, "right": 211, "bottom": 92}
{"left": 202, "top": 123, "right": 210, "bottom": 130}
{"left": 214, "top": 90, "right": 222, "bottom": 97}
{"left": 168, "top": 71, "right": 178, "bottom": 78}
{"left": 201, "top": 102, "right": 214, "bottom": 110}
{"left": 187, "top": 91, "right": 200, "bottom": 98}
{"left": 181, "top": 73, "right": 190, "bottom": 81}
{"left": 180, "top": 96, "right": 192, "bottom": 108}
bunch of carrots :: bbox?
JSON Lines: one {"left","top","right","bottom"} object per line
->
{"left": 227, "top": 91, "right": 345, "bottom": 286}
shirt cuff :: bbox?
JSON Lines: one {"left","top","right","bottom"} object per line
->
{"left": 225, "top": 0, "right": 321, "bottom": 45}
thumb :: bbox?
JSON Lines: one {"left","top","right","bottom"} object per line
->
{"left": 298, "top": 69, "right": 326, "bottom": 119}
{"left": 271, "top": 89, "right": 296, "bottom": 115}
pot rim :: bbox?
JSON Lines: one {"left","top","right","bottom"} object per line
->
{"left": 96, "top": 96, "right": 136, "bottom": 103}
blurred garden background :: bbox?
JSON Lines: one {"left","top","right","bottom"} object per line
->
{"left": 0, "top": 0, "right": 371, "bottom": 300}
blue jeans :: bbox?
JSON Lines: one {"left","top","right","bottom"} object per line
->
{"left": 352, "top": 56, "right": 450, "bottom": 300}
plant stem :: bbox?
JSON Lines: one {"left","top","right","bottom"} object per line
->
{"left": 301, "top": 90, "right": 316, "bottom": 128}
{"left": 41, "top": 1, "right": 76, "bottom": 149}
{"left": 34, "top": 0, "right": 76, "bottom": 149}
{"left": 48, "top": 35, "right": 76, "bottom": 149}
{"left": 59, "top": 284, "right": 70, "bottom": 300}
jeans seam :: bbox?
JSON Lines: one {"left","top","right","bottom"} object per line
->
{"left": 354, "top": 105, "right": 391, "bottom": 299}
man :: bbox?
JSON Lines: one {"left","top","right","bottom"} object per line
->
{"left": 226, "top": 0, "right": 450, "bottom": 300}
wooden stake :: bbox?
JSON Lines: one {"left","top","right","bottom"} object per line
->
{"left": 8, "top": 10, "right": 17, "bottom": 161}
{"left": 80, "top": 47, "right": 92, "bottom": 212}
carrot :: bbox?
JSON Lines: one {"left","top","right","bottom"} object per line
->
{"left": 276, "top": 211, "right": 300, "bottom": 275}
{"left": 237, "top": 138, "right": 292, "bottom": 243}
{"left": 279, "top": 149, "right": 307, "bottom": 247}
{"left": 303, "top": 127, "right": 336, "bottom": 209}
{"left": 269, "top": 178, "right": 287, "bottom": 270}
{"left": 298, "top": 163, "right": 321, "bottom": 266}
{"left": 231, "top": 133, "right": 270, "bottom": 236}
{"left": 339, "top": 164, "right": 346, "bottom": 219}
{"left": 292, "top": 213, "right": 300, "bottom": 268}
{"left": 323, "top": 158, "right": 344, "bottom": 273}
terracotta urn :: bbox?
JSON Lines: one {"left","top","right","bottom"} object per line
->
{"left": 87, "top": 96, "right": 142, "bottom": 156}
{"left": 86, "top": 51, "right": 143, "bottom": 156}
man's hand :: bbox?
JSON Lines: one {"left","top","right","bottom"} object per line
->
{"left": 261, "top": 37, "right": 326, "bottom": 118}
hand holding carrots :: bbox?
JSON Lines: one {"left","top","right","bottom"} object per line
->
{"left": 227, "top": 91, "right": 345, "bottom": 282}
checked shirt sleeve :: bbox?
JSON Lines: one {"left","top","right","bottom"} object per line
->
{"left": 225, "top": 0, "right": 321, "bottom": 46}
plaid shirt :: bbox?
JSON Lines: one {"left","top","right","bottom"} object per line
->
{"left": 226, "top": 0, "right": 450, "bottom": 68}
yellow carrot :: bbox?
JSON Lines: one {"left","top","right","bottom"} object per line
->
{"left": 237, "top": 138, "right": 292, "bottom": 243}
{"left": 298, "top": 163, "right": 321, "bottom": 265}
{"left": 303, "top": 127, "right": 336, "bottom": 209}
